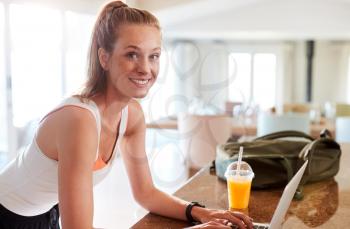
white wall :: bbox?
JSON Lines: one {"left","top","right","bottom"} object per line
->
{"left": 289, "top": 41, "right": 350, "bottom": 105}
{"left": 313, "top": 41, "right": 350, "bottom": 104}
{"left": 168, "top": 40, "right": 229, "bottom": 113}
{"left": 290, "top": 42, "right": 307, "bottom": 103}
{"left": 197, "top": 42, "right": 229, "bottom": 111}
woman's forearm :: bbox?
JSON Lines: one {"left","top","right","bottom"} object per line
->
{"left": 137, "top": 187, "right": 209, "bottom": 223}
{"left": 137, "top": 187, "right": 189, "bottom": 221}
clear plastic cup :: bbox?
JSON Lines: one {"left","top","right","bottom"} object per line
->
{"left": 225, "top": 161, "right": 254, "bottom": 210}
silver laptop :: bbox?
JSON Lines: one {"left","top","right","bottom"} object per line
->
{"left": 252, "top": 160, "right": 308, "bottom": 229}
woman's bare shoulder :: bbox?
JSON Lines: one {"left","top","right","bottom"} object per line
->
{"left": 125, "top": 99, "right": 145, "bottom": 136}
{"left": 36, "top": 106, "right": 98, "bottom": 160}
{"left": 54, "top": 106, "right": 98, "bottom": 162}
{"left": 41, "top": 105, "right": 97, "bottom": 132}
{"left": 128, "top": 99, "right": 143, "bottom": 114}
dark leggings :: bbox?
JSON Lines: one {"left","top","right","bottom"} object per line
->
{"left": 0, "top": 204, "right": 60, "bottom": 229}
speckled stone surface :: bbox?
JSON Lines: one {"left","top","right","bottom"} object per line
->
{"left": 131, "top": 144, "right": 350, "bottom": 229}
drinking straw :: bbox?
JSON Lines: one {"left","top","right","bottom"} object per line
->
{"left": 237, "top": 146, "right": 244, "bottom": 175}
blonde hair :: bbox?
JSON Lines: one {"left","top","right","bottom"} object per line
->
{"left": 78, "top": 1, "right": 160, "bottom": 99}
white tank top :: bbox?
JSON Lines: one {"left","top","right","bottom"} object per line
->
{"left": 0, "top": 97, "right": 128, "bottom": 216}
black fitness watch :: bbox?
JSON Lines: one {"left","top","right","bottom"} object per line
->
{"left": 185, "top": 201, "right": 206, "bottom": 224}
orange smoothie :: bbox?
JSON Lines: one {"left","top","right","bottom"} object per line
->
{"left": 227, "top": 176, "right": 252, "bottom": 210}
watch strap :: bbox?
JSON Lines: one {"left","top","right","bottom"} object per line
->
{"left": 185, "top": 201, "right": 205, "bottom": 224}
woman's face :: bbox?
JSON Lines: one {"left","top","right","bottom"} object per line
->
{"left": 101, "top": 24, "right": 161, "bottom": 99}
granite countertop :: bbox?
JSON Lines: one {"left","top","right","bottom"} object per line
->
{"left": 132, "top": 143, "right": 350, "bottom": 229}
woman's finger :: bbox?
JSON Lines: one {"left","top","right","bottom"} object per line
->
{"left": 213, "top": 218, "right": 230, "bottom": 225}
{"left": 221, "top": 212, "right": 247, "bottom": 229}
{"left": 231, "top": 210, "right": 253, "bottom": 221}
{"left": 230, "top": 211, "right": 253, "bottom": 229}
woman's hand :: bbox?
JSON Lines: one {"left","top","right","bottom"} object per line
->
{"left": 191, "top": 207, "right": 253, "bottom": 229}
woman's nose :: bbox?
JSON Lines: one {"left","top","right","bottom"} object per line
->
{"left": 137, "top": 57, "right": 151, "bottom": 74}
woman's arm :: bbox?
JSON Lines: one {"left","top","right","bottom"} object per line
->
{"left": 120, "top": 100, "right": 189, "bottom": 220}
{"left": 55, "top": 107, "right": 98, "bottom": 229}
{"left": 121, "top": 100, "right": 253, "bottom": 229}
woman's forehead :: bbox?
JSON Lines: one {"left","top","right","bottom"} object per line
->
{"left": 115, "top": 24, "right": 161, "bottom": 51}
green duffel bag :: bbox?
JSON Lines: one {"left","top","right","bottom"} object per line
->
{"left": 215, "top": 130, "right": 341, "bottom": 198}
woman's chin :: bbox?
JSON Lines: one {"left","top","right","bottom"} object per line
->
{"left": 132, "top": 91, "right": 148, "bottom": 99}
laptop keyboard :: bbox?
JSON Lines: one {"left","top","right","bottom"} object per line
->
{"left": 230, "top": 224, "right": 268, "bottom": 229}
{"left": 253, "top": 225, "right": 269, "bottom": 229}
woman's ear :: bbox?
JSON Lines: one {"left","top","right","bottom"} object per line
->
{"left": 98, "top": 48, "right": 110, "bottom": 70}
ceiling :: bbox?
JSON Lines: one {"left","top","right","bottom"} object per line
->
{"left": 135, "top": 0, "right": 350, "bottom": 40}
{"left": 7, "top": 0, "right": 350, "bottom": 40}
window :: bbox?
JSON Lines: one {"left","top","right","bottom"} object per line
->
{"left": 228, "top": 51, "right": 277, "bottom": 110}
{"left": 10, "top": 4, "right": 62, "bottom": 127}
{"left": 0, "top": 3, "right": 6, "bottom": 155}
{"left": 0, "top": 3, "right": 95, "bottom": 157}
{"left": 253, "top": 53, "right": 276, "bottom": 109}
{"left": 228, "top": 53, "right": 251, "bottom": 104}
{"left": 65, "top": 11, "right": 95, "bottom": 96}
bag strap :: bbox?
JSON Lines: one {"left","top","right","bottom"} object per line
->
{"left": 320, "top": 128, "right": 333, "bottom": 138}
{"left": 299, "top": 137, "right": 340, "bottom": 170}
{"left": 295, "top": 135, "right": 340, "bottom": 200}
{"left": 280, "top": 157, "right": 294, "bottom": 182}
{"left": 254, "top": 130, "right": 314, "bottom": 141}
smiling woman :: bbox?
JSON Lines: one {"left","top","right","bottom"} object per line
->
{"left": 93, "top": 24, "right": 161, "bottom": 99}
{"left": 0, "top": 1, "right": 252, "bottom": 229}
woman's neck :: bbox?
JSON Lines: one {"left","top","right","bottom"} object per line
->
{"left": 92, "top": 90, "right": 130, "bottom": 128}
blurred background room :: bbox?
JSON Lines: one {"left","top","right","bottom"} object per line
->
{"left": 1, "top": 0, "right": 350, "bottom": 227}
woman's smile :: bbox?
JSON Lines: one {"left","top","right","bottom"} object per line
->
{"left": 129, "top": 78, "right": 151, "bottom": 88}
